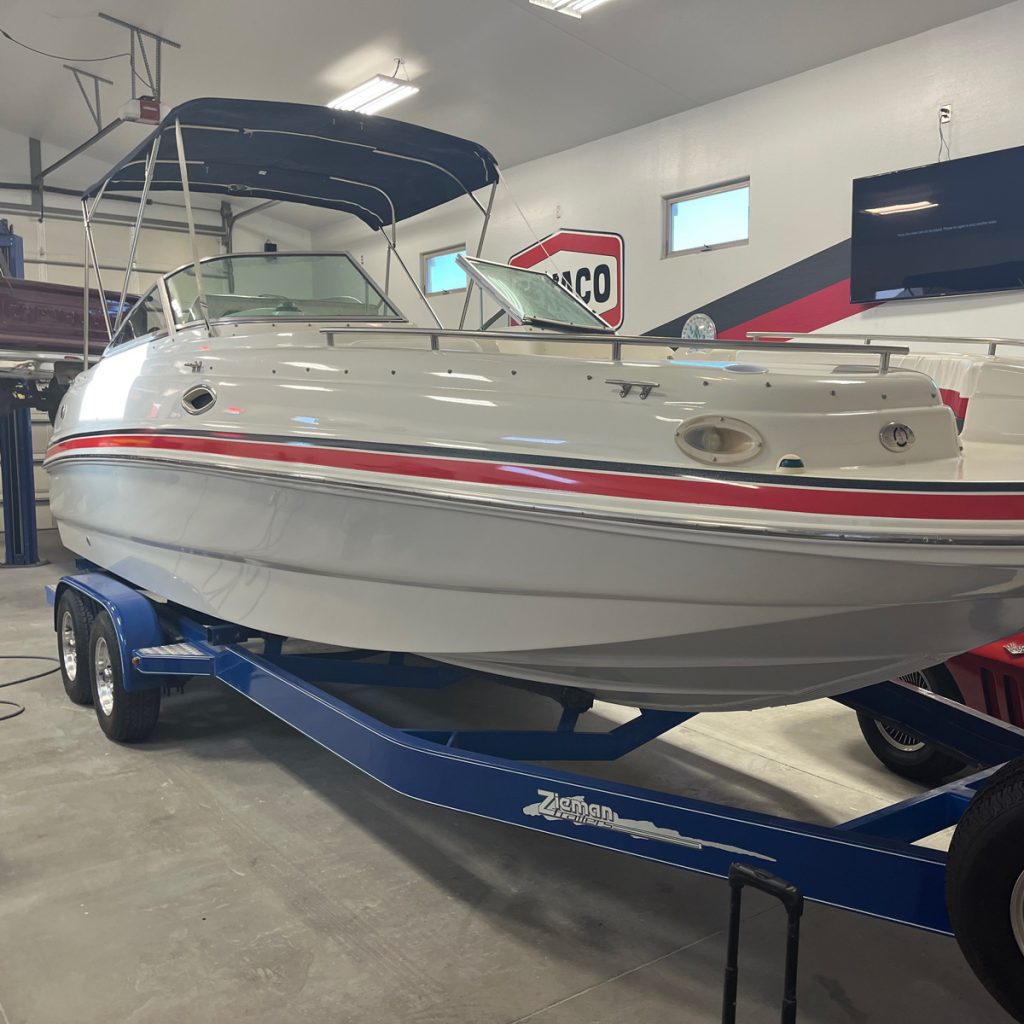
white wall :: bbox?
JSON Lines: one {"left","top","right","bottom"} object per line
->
{"left": 233, "top": 211, "right": 312, "bottom": 258}
{"left": 313, "top": 1, "right": 1024, "bottom": 340}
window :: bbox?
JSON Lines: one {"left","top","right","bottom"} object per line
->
{"left": 164, "top": 253, "right": 403, "bottom": 325}
{"left": 664, "top": 179, "right": 750, "bottom": 257}
{"left": 422, "top": 245, "right": 467, "bottom": 294}
{"left": 108, "top": 286, "right": 168, "bottom": 348}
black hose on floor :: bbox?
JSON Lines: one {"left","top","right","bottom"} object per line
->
{"left": 0, "top": 655, "right": 59, "bottom": 722}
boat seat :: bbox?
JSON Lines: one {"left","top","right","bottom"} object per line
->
{"left": 889, "top": 353, "right": 986, "bottom": 399}
{"left": 193, "top": 294, "right": 272, "bottom": 320}
{"left": 190, "top": 294, "right": 379, "bottom": 321}
{"left": 682, "top": 345, "right": 994, "bottom": 423}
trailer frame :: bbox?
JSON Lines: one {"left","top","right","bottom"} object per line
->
{"left": 46, "top": 566, "right": 1024, "bottom": 940}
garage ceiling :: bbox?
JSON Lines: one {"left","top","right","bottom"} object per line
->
{"left": 0, "top": 0, "right": 1011, "bottom": 179}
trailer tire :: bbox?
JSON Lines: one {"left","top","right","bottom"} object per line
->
{"left": 88, "top": 611, "right": 160, "bottom": 742}
{"left": 947, "top": 757, "right": 1024, "bottom": 1022}
{"left": 856, "top": 665, "right": 967, "bottom": 785}
{"left": 56, "top": 589, "right": 96, "bottom": 705}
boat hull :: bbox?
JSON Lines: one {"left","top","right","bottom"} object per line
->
{"left": 48, "top": 458, "right": 1024, "bottom": 711}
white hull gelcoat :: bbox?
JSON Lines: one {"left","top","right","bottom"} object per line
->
{"left": 59, "top": 104, "right": 1024, "bottom": 712}
{"left": 49, "top": 446, "right": 1024, "bottom": 710}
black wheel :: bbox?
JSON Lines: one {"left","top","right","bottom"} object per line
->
{"left": 856, "top": 664, "right": 968, "bottom": 785}
{"left": 56, "top": 589, "right": 96, "bottom": 705}
{"left": 947, "top": 757, "right": 1024, "bottom": 1022}
{"left": 88, "top": 611, "right": 161, "bottom": 742}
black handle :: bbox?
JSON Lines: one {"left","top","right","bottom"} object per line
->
{"left": 722, "top": 862, "right": 803, "bottom": 1024}
{"left": 728, "top": 863, "right": 804, "bottom": 917}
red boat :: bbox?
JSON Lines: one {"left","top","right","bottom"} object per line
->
{"left": 859, "top": 631, "right": 1024, "bottom": 782}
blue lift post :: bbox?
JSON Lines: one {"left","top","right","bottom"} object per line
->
{"left": 0, "top": 221, "right": 43, "bottom": 567}
{"left": 46, "top": 569, "right": 1024, "bottom": 939}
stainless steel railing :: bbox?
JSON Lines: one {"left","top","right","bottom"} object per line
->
{"left": 747, "top": 331, "right": 1024, "bottom": 357}
{"left": 320, "top": 326, "right": 910, "bottom": 373}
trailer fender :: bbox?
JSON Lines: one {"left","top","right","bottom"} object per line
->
{"left": 50, "top": 574, "right": 165, "bottom": 692}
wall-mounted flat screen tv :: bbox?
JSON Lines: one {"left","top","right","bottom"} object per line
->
{"left": 851, "top": 145, "right": 1024, "bottom": 303}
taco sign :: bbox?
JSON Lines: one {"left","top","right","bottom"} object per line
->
{"left": 509, "top": 229, "right": 625, "bottom": 330}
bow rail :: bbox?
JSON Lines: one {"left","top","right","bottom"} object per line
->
{"left": 320, "top": 326, "right": 909, "bottom": 372}
{"left": 747, "top": 331, "right": 1024, "bottom": 358}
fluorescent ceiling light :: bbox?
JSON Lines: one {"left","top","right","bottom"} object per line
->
{"left": 864, "top": 200, "right": 938, "bottom": 215}
{"left": 529, "top": 0, "right": 615, "bottom": 17}
{"left": 328, "top": 75, "right": 419, "bottom": 115}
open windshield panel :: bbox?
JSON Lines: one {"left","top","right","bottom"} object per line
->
{"left": 165, "top": 253, "right": 404, "bottom": 327}
{"left": 458, "top": 255, "right": 612, "bottom": 334}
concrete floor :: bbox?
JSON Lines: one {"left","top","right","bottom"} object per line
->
{"left": 0, "top": 534, "right": 1013, "bottom": 1023}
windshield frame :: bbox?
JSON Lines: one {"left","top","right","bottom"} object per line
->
{"left": 106, "top": 282, "right": 175, "bottom": 353}
{"left": 162, "top": 251, "right": 407, "bottom": 331}
{"left": 457, "top": 254, "right": 613, "bottom": 335}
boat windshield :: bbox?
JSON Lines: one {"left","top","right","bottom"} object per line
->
{"left": 164, "top": 252, "right": 403, "bottom": 326}
{"left": 458, "top": 255, "right": 612, "bottom": 333}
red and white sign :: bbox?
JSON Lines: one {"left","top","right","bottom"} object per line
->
{"left": 509, "top": 229, "right": 625, "bottom": 330}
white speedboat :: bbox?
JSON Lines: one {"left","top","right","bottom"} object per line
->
{"left": 44, "top": 98, "right": 1024, "bottom": 711}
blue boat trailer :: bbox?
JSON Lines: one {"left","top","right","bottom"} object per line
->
{"left": 46, "top": 569, "right": 1024, "bottom": 978}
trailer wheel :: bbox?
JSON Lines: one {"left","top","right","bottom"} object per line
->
{"left": 856, "top": 665, "right": 967, "bottom": 785}
{"left": 56, "top": 589, "right": 96, "bottom": 705}
{"left": 947, "top": 757, "right": 1024, "bottom": 1022}
{"left": 88, "top": 611, "right": 160, "bottom": 742}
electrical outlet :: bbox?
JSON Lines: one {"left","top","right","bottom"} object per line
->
{"left": 939, "top": 104, "right": 953, "bottom": 124}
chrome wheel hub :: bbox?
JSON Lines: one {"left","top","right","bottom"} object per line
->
{"left": 1012, "top": 870, "right": 1024, "bottom": 958}
{"left": 61, "top": 611, "right": 77, "bottom": 681}
{"left": 875, "top": 671, "right": 930, "bottom": 752}
{"left": 94, "top": 636, "right": 114, "bottom": 716}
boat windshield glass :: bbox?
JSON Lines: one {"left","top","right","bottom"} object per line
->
{"left": 165, "top": 253, "right": 403, "bottom": 326}
{"left": 108, "top": 285, "right": 168, "bottom": 348}
{"left": 458, "top": 255, "right": 612, "bottom": 333}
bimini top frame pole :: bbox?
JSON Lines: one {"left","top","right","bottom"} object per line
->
{"left": 114, "top": 136, "right": 160, "bottom": 334}
{"left": 81, "top": 133, "right": 162, "bottom": 361}
{"left": 80, "top": 198, "right": 112, "bottom": 359}
{"left": 385, "top": 233, "right": 443, "bottom": 329}
{"left": 459, "top": 181, "right": 498, "bottom": 330}
{"left": 173, "top": 119, "right": 212, "bottom": 333}
{"left": 80, "top": 97, "right": 502, "bottom": 334}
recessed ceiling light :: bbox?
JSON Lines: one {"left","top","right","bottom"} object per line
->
{"left": 529, "top": 0, "right": 615, "bottom": 17}
{"left": 328, "top": 74, "right": 419, "bottom": 115}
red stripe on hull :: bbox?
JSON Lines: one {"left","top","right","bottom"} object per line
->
{"left": 44, "top": 432, "right": 1024, "bottom": 522}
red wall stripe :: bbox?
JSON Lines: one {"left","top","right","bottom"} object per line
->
{"left": 719, "top": 279, "right": 877, "bottom": 341}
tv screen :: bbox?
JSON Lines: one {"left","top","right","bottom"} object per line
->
{"left": 850, "top": 145, "right": 1024, "bottom": 303}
